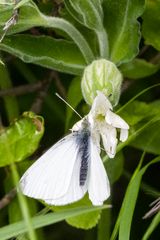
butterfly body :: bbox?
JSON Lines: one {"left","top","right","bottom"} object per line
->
{"left": 76, "top": 120, "right": 91, "bottom": 186}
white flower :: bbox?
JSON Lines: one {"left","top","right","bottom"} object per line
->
{"left": 88, "top": 91, "right": 129, "bottom": 158}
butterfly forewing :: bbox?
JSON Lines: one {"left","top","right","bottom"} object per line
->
{"left": 20, "top": 134, "right": 80, "bottom": 200}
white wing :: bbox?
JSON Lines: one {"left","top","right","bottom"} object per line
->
{"left": 88, "top": 140, "right": 110, "bottom": 206}
{"left": 20, "top": 133, "right": 83, "bottom": 201}
{"left": 45, "top": 150, "right": 87, "bottom": 205}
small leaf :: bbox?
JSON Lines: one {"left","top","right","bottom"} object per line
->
{"left": 120, "top": 58, "right": 159, "bottom": 79}
{"left": 0, "top": 112, "right": 44, "bottom": 167}
{"left": 142, "top": 0, "right": 160, "bottom": 51}
{"left": 64, "top": 0, "right": 103, "bottom": 31}
{"left": 0, "top": 34, "right": 86, "bottom": 75}
{"left": 103, "top": 0, "right": 145, "bottom": 64}
{"left": 48, "top": 195, "right": 109, "bottom": 229}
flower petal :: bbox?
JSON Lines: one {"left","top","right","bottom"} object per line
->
{"left": 96, "top": 91, "right": 113, "bottom": 110}
{"left": 105, "top": 110, "right": 129, "bottom": 129}
{"left": 120, "top": 129, "right": 128, "bottom": 142}
{"left": 90, "top": 91, "right": 113, "bottom": 118}
{"left": 101, "top": 125, "right": 118, "bottom": 158}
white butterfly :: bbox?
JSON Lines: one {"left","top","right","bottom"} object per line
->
{"left": 19, "top": 118, "right": 110, "bottom": 206}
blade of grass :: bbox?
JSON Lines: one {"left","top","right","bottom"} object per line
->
{"left": 110, "top": 155, "right": 160, "bottom": 240}
{"left": 142, "top": 212, "right": 160, "bottom": 240}
{"left": 117, "top": 83, "right": 160, "bottom": 114}
{"left": 0, "top": 205, "right": 110, "bottom": 240}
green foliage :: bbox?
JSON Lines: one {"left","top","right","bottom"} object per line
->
{"left": 120, "top": 58, "right": 160, "bottom": 79}
{"left": 0, "top": 34, "right": 86, "bottom": 75}
{"left": 50, "top": 194, "right": 106, "bottom": 229}
{"left": 0, "top": 0, "right": 160, "bottom": 239}
{"left": 0, "top": 112, "right": 44, "bottom": 167}
{"left": 103, "top": 0, "right": 145, "bottom": 64}
{"left": 0, "top": 64, "right": 19, "bottom": 121}
{"left": 142, "top": 0, "right": 160, "bottom": 50}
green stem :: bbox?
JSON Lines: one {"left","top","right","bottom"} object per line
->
{"left": 10, "top": 163, "right": 37, "bottom": 240}
{"left": 41, "top": 15, "right": 95, "bottom": 64}
{"left": 96, "top": 28, "right": 109, "bottom": 58}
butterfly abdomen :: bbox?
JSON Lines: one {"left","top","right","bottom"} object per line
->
{"left": 77, "top": 126, "right": 90, "bottom": 186}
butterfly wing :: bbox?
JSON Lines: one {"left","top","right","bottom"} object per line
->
{"left": 45, "top": 150, "right": 87, "bottom": 205}
{"left": 88, "top": 140, "right": 110, "bottom": 206}
{"left": 20, "top": 133, "right": 83, "bottom": 201}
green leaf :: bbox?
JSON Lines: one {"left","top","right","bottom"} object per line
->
{"left": 50, "top": 194, "right": 105, "bottom": 229}
{"left": 0, "top": 64, "right": 19, "bottom": 122}
{"left": 118, "top": 100, "right": 160, "bottom": 154}
{"left": 131, "top": 121, "right": 160, "bottom": 154}
{"left": 103, "top": 0, "right": 145, "bottom": 64}
{"left": 64, "top": 0, "right": 103, "bottom": 31}
{"left": 0, "top": 0, "right": 94, "bottom": 64}
{"left": 118, "top": 100, "right": 154, "bottom": 126}
{"left": 0, "top": 205, "right": 109, "bottom": 240}
{"left": 0, "top": 0, "right": 15, "bottom": 5}
{"left": 120, "top": 58, "right": 159, "bottom": 79}
{"left": 64, "top": 0, "right": 109, "bottom": 57}
{"left": 0, "top": 112, "right": 44, "bottom": 167}
{"left": 142, "top": 0, "right": 160, "bottom": 51}
{"left": 0, "top": 34, "right": 86, "bottom": 75}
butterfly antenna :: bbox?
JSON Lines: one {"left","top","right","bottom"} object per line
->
{"left": 55, "top": 93, "right": 82, "bottom": 119}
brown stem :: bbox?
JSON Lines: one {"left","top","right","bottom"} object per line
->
{"left": 138, "top": 45, "right": 150, "bottom": 57}
{"left": 149, "top": 52, "right": 160, "bottom": 64}
{"left": 0, "top": 81, "right": 47, "bottom": 97}
{"left": 0, "top": 188, "right": 17, "bottom": 210}
{"left": 30, "top": 77, "right": 52, "bottom": 114}
{"left": 51, "top": 71, "right": 67, "bottom": 99}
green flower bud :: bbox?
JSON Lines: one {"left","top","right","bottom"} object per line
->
{"left": 81, "top": 59, "right": 122, "bottom": 106}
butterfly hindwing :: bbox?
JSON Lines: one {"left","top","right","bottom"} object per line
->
{"left": 88, "top": 140, "right": 110, "bottom": 205}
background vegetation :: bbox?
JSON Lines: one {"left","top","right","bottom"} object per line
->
{"left": 0, "top": 0, "right": 160, "bottom": 239}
